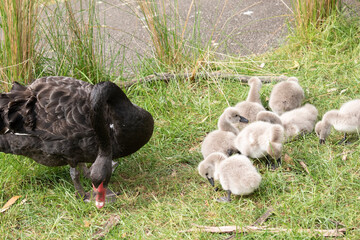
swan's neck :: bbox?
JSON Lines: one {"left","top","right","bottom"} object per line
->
{"left": 324, "top": 109, "right": 359, "bottom": 132}
{"left": 318, "top": 111, "right": 340, "bottom": 139}
{"left": 210, "top": 155, "right": 226, "bottom": 180}
{"left": 246, "top": 81, "right": 261, "bottom": 104}
{"left": 323, "top": 110, "right": 340, "bottom": 126}
{"left": 112, "top": 104, "right": 153, "bottom": 157}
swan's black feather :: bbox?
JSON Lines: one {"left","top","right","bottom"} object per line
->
{"left": 0, "top": 76, "right": 154, "bottom": 194}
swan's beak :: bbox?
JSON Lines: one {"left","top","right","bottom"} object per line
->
{"left": 319, "top": 139, "right": 325, "bottom": 144}
{"left": 207, "top": 177, "right": 215, "bottom": 187}
{"left": 93, "top": 182, "right": 106, "bottom": 209}
{"left": 239, "top": 116, "right": 249, "bottom": 123}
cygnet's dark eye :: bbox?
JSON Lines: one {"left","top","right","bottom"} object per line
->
{"left": 205, "top": 173, "right": 209, "bottom": 177}
{"left": 235, "top": 114, "right": 239, "bottom": 118}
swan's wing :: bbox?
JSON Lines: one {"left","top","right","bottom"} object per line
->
{"left": 1, "top": 77, "right": 95, "bottom": 140}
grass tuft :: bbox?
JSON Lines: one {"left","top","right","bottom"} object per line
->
{"left": 292, "top": 0, "right": 341, "bottom": 41}
{"left": 38, "top": 0, "right": 125, "bottom": 83}
{"left": 0, "top": 0, "right": 38, "bottom": 89}
{"left": 137, "top": 0, "right": 211, "bottom": 73}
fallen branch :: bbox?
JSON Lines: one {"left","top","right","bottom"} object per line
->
{"left": 119, "top": 72, "right": 287, "bottom": 88}
{"left": 180, "top": 224, "right": 347, "bottom": 237}
{"left": 92, "top": 215, "right": 121, "bottom": 240}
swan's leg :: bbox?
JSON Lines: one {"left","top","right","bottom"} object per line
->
{"left": 338, "top": 133, "right": 348, "bottom": 145}
{"left": 217, "top": 190, "right": 232, "bottom": 202}
{"left": 70, "top": 167, "right": 86, "bottom": 198}
{"left": 264, "top": 156, "right": 277, "bottom": 170}
{"left": 111, "top": 160, "right": 119, "bottom": 173}
{"left": 78, "top": 163, "right": 90, "bottom": 179}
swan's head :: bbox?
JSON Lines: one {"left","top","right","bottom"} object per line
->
{"left": 248, "top": 77, "right": 262, "bottom": 87}
{"left": 90, "top": 156, "right": 112, "bottom": 209}
{"left": 198, "top": 152, "right": 227, "bottom": 187}
{"left": 224, "top": 107, "right": 249, "bottom": 124}
{"left": 315, "top": 120, "right": 330, "bottom": 144}
{"left": 198, "top": 160, "right": 215, "bottom": 186}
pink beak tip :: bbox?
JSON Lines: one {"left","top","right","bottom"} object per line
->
{"left": 95, "top": 201, "right": 105, "bottom": 209}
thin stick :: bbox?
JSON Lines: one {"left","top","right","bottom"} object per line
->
{"left": 180, "top": 224, "right": 348, "bottom": 237}
{"left": 119, "top": 72, "right": 287, "bottom": 88}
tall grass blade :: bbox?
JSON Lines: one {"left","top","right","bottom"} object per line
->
{"left": 292, "top": 0, "right": 341, "bottom": 40}
{"left": 38, "top": 0, "right": 123, "bottom": 84}
{"left": 137, "top": 0, "right": 209, "bottom": 73}
{"left": 0, "top": 0, "right": 38, "bottom": 90}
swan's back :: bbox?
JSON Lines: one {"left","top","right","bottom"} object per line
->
{"left": 268, "top": 78, "right": 304, "bottom": 115}
{"left": 339, "top": 99, "right": 360, "bottom": 115}
{"left": 31, "top": 77, "right": 94, "bottom": 138}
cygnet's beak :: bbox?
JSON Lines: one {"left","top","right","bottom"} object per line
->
{"left": 319, "top": 139, "right": 325, "bottom": 144}
{"left": 207, "top": 177, "right": 215, "bottom": 187}
{"left": 239, "top": 116, "right": 249, "bottom": 123}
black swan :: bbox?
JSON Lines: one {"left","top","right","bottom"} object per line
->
{"left": 0, "top": 76, "right": 154, "bottom": 209}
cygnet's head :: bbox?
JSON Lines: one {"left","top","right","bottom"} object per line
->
{"left": 198, "top": 152, "right": 227, "bottom": 186}
{"left": 223, "top": 107, "right": 249, "bottom": 124}
{"left": 315, "top": 120, "right": 330, "bottom": 144}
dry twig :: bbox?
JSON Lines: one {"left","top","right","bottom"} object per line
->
{"left": 181, "top": 224, "right": 347, "bottom": 237}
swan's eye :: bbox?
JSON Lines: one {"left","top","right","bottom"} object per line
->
{"left": 205, "top": 173, "right": 209, "bottom": 177}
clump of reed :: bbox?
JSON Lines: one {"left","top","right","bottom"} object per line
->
{"left": 137, "top": 0, "right": 205, "bottom": 72}
{"left": 292, "top": 0, "right": 341, "bottom": 39}
{"left": 0, "top": 0, "right": 38, "bottom": 90}
{"left": 39, "top": 0, "right": 117, "bottom": 84}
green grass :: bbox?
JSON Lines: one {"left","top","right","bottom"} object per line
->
{"left": 1, "top": 0, "right": 360, "bottom": 239}
{"left": 1, "top": 74, "right": 360, "bottom": 238}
